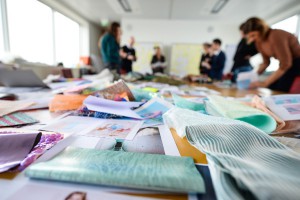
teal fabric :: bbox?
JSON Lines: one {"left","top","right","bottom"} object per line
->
{"left": 132, "top": 89, "right": 159, "bottom": 102}
{"left": 100, "top": 33, "right": 120, "bottom": 64}
{"left": 164, "top": 107, "right": 300, "bottom": 200}
{"left": 172, "top": 94, "right": 205, "bottom": 111}
{"left": 206, "top": 95, "right": 277, "bottom": 133}
{"left": 26, "top": 147, "right": 205, "bottom": 193}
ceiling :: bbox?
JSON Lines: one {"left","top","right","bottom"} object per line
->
{"left": 55, "top": 0, "right": 300, "bottom": 25}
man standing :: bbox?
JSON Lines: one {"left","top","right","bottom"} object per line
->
{"left": 120, "top": 36, "right": 137, "bottom": 74}
{"left": 210, "top": 39, "right": 226, "bottom": 81}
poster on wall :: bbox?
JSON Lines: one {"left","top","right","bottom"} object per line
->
{"left": 132, "top": 42, "right": 163, "bottom": 74}
{"left": 170, "top": 43, "right": 202, "bottom": 77}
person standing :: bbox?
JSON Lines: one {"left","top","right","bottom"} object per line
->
{"left": 100, "top": 22, "right": 122, "bottom": 75}
{"left": 244, "top": 17, "right": 300, "bottom": 92}
{"left": 120, "top": 36, "right": 137, "bottom": 74}
{"left": 151, "top": 46, "right": 167, "bottom": 74}
{"left": 209, "top": 39, "right": 226, "bottom": 81}
{"left": 199, "top": 43, "right": 213, "bottom": 76}
{"left": 231, "top": 23, "right": 258, "bottom": 82}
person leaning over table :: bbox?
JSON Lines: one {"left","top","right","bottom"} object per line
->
{"left": 243, "top": 17, "right": 300, "bottom": 92}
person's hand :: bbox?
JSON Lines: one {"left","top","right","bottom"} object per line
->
{"left": 127, "top": 55, "right": 134, "bottom": 60}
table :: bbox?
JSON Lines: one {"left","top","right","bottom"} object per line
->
{"left": 1, "top": 84, "right": 299, "bottom": 200}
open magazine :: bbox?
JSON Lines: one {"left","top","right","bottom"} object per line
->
{"left": 264, "top": 94, "right": 300, "bottom": 121}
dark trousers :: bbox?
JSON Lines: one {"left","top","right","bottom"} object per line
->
{"left": 269, "top": 58, "right": 300, "bottom": 92}
{"left": 152, "top": 67, "right": 164, "bottom": 74}
{"left": 105, "top": 63, "right": 120, "bottom": 74}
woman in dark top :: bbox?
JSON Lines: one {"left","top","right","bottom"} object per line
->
{"left": 151, "top": 46, "right": 166, "bottom": 74}
{"left": 120, "top": 36, "right": 137, "bottom": 74}
{"left": 244, "top": 17, "right": 300, "bottom": 92}
{"left": 231, "top": 23, "right": 258, "bottom": 82}
{"left": 199, "top": 43, "right": 213, "bottom": 76}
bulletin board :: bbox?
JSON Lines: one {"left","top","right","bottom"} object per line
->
{"left": 132, "top": 42, "right": 162, "bottom": 74}
{"left": 170, "top": 44, "right": 202, "bottom": 76}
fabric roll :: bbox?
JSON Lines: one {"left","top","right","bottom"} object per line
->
{"left": 163, "top": 107, "right": 300, "bottom": 200}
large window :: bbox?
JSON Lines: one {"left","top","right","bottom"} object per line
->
{"left": 272, "top": 15, "right": 299, "bottom": 35}
{"left": 7, "top": 0, "right": 53, "bottom": 64}
{"left": 4, "top": 0, "right": 80, "bottom": 66}
{"left": 54, "top": 12, "right": 80, "bottom": 67}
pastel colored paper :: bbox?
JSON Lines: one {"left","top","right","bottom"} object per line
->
{"left": 172, "top": 94, "right": 205, "bottom": 111}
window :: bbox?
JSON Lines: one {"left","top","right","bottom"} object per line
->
{"left": 7, "top": 0, "right": 54, "bottom": 64}
{"left": 0, "top": 20, "right": 4, "bottom": 57}
{"left": 5, "top": 0, "right": 81, "bottom": 66}
{"left": 272, "top": 15, "right": 299, "bottom": 35}
{"left": 54, "top": 12, "right": 80, "bottom": 67}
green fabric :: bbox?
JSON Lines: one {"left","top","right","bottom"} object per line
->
{"left": 172, "top": 94, "right": 205, "bottom": 111}
{"left": 206, "top": 95, "right": 276, "bottom": 133}
{"left": 26, "top": 147, "right": 205, "bottom": 193}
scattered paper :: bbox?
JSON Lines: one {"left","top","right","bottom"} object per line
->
{"left": 0, "top": 100, "right": 35, "bottom": 117}
{"left": 84, "top": 96, "right": 143, "bottom": 119}
{"left": 80, "top": 119, "right": 143, "bottom": 140}
{"left": 265, "top": 94, "right": 300, "bottom": 121}
{"left": 49, "top": 94, "right": 87, "bottom": 112}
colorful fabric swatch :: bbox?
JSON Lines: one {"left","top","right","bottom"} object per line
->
{"left": 49, "top": 94, "right": 87, "bottom": 112}
{"left": 26, "top": 147, "right": 205, "bottom": 193}
{"left": 164, "top": 107, "right": 300, "bottom": 200}
{"left": 0, "top": 112, "right": 38, "bottom": 127}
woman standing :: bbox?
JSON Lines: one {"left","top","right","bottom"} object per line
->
{"left": 243, "top": 17, "right": 300, "bottom": 92}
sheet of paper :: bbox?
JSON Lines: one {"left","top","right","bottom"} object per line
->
{"left": 7, "top": 182, "right": 157, "bottom": 200}
{"left": 0, "top": 100, "right": 35, "bottom": 117}
{"left": 39, "top": 116, "right": 100, "bottom": 135}
{"left": 84, "top": 96, "right": 143, "bottom": 119}
{"left": 134, "top": 97, "right": 173, "bottom": 127}
{"left": 80, "top": 119, "right": 143, "bottom": 140}
{"left": 264, "top": 94, "right": 300, "bottom": 121}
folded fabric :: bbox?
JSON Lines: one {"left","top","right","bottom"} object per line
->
{"left": 164, "top": 107, "right": 300, "bottom": 200}
{"left": 0, "top": 131, "right": 41, "bottom": 173}
{"left": 206, "top": 95, "right": 277, "bottom": 133}
{"left": 26, "top": 147, "right": 205, "bottom": 193}
{"left": 0, "top": 112, "right": 38, "bottom": 127}
{"left": 248, "top": 95, "right": 285, "bottom": 131}
{"left": 172, "top": 94, "right": 205, "bottom": 111}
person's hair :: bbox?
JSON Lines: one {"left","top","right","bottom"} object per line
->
{"left": 154, "top": 46, "right": 160, "bottom": 50}
{"left": 243, "top": 17, "right": 270, "bottom": 40}
{"left": 65, "top": 191, "right": 87, "bottom": 200}
{"left": 203, "top": 43, "right": 211, "bottom": 48}
{"left": 108, "top": 22, "right": 120, "bottom": 39}
{"left": 239, "top": 23, "right": 245, "bottom": 31}
{"left": 213, "top": 38, "right": 222, "bottom": 46}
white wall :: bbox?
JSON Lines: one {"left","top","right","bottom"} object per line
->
{"left": 121, "top": 19, "right": 240, "bottom": 74}
{"left": 121, "top": 19, "right": 240, "bottom": 47}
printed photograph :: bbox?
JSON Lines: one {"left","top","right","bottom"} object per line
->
{"left": 283, "top": 104, "right": 300, "bottom": 115}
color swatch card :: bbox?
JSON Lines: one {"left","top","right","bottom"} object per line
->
{"left": 49, "top": 94, "right": 87, "bottom": 112}
{"left": 25, "top": 147, "right": 205, "bottom": 193}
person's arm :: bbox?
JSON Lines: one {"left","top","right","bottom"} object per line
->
{"left": 257, "top": 53, "right": 270, "bottom": 75}
{"left": 250, "top": 39, "right": 293, "bottom": 88}
{"left": 119, "top": 46, "right": 127, "bottom": 59}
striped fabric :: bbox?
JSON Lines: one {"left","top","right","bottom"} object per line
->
{"left": 0, "top": 112, "right": 38, "bottom": 127}
{"left": 163, "top": 107, "right": 300, "bottom": 200}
